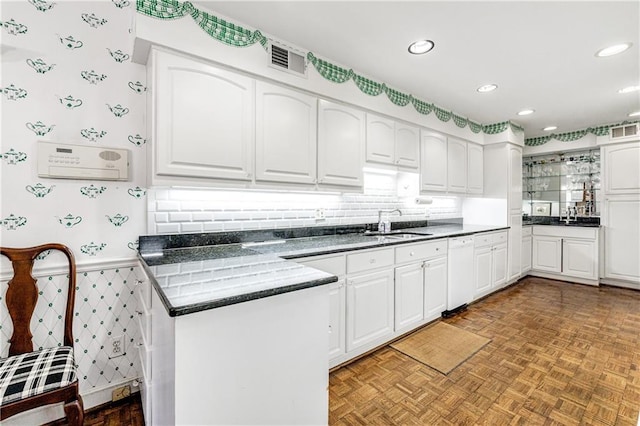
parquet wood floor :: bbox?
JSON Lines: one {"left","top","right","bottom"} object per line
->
{"left": 330, "top": 277, "right": 640, "bottom": 425}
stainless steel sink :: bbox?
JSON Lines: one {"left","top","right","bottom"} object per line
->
{"left": 363, "top": 232, "right": 432, "bottom": 241}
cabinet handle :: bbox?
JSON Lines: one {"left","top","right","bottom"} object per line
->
{"left": 410, "top": 251, "right": 415, "bottom": 257}
{"left": 135, "top": 310, "right": 143, "bottom": 316}
{"left": 369, "top": 258, "right": 376, "bottom": 264}
{"left": 435, "top": 248, "right": 439, "bottom": 251}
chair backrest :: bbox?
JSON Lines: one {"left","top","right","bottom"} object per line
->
{"left": 1, "top": 243, "right": 77, "bottom": 357}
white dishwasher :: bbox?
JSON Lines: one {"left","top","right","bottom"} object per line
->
{"left": 445, "top": 235, "right": 475, "bottom": 316}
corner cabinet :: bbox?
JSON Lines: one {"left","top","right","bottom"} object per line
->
{"left": 317, "top": 100, "right": 364, "bottom": 187}
{"left": 150, "top": 49, "right": 254, "bottom": 183}
{"left": 255, "top": 81, "right": 317, "bottom": 184}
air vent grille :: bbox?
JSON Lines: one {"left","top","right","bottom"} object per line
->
{"left": 268, "top": 42, "right": 307, "bottom": 77}
{"left": 610, "top": 123, "right": 639, "bottom": 141}
{"left": 271, "top": 44, "right": 289, "bottom": 69}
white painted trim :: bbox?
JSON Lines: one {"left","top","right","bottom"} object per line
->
{"left": 1, "top": 379, "right": 141, "bottom": 426}
{"left": 1, "top": 258, "right": 140, "bottom": 281}
{"left": 526, "top": 270, "right": 599, "bottom": 286}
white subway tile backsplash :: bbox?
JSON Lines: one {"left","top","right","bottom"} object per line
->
{"left": 155, "top": 212, "right": 169, "bottom": 223}
{"left": 169, "top": 212, "right": 192, "bottom": 222}
{"left": 181, "top": 222, "right": 204, "bottom": 233}
{"left": 192, "top": 212, "right": 214, "bottom": 221}
{"left": 156, "top": 223, "right": 181, "bottom": 234}
{"left": 157, "top": 201, "right": 181, "bottom": 211}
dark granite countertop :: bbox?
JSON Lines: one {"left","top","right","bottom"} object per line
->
{"left": 138, "top": 220, "right": 509, "bottom": 317}
{"left": 522, "top": 216, "right": 600, "bottom": 227}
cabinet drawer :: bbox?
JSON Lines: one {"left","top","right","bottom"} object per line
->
{"left": 533, "top": 226, "right": 597, "bottom": 240}
{"left": 137, "top": 339, "right": 152, "bottom": 381}
{"left": 347, "top": 248, "right": 394, "bottom": 274}
{"left": 522, "top": 226, "right": 532, "bottom": 237}
{"left": 395, "top": 240, "right": 447, "bottom": 264}
{"left": 135, "top": 268, "right": 152, "bottom": 309}
{"left": 297, "top": 254, "right": 346, "bottom": 277}
{"left": 475, "top": 231, "right": 507, "bottom": 248}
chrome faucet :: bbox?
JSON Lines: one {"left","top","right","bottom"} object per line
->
{"left": 378, "top": 209, "right": 402, "bottom": 233}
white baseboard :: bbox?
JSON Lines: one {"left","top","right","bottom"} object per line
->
{"left": 2, "top": 378, "right": 140, "bottom": 425}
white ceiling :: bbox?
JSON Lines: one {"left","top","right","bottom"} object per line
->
{"left": 197, "top": 1, "right": 639, "bottom": 139}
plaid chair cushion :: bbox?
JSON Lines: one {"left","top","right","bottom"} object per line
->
{"left": 0, "top": 346, "right": 77, "bottom": 405}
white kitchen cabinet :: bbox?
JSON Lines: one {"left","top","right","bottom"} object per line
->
{"left": 509, "top": 145, "right": 523, "bottom": 209}
{"left": 255, "top": 81, "right": 317, "bottom": 184}
{"left": 394, "top": 263, "right": 424, "bottom": 331}
{"left": 366, "top": 113, "right": 419, "bottom": 169}
{"left": 603, "top": 142, "right": 640, "bottom": 194}
{"left": 420, "top": 131, "right": 448, "bottom": 192}
{"left": 317, "top": 100, "right": 364, "bottom": 187}
{"left": 346, "top": 269, "right": 394, "bottom": 351}
{"left": 150, "top": 49, "right": 254, "bottom": 183}
{"left": 521, "top": 227, "right": 532, "bottom": 274}
{"left": 467, "top": 143, "right": 484, "bottom": 195}
{"left": 603, "top": 196, "right": 640, "bottom": 285}
{"left": 509, "top": 213, "right": 523, "bottom": 281}
{"left": 531, "top": 226, "right": 599, "bottom": 284}
{"left": 423, "top": 256, "right": 447, "bottom": 321}
{"left": 473, "top": 231, "right": 508, "bottom": 299}
{"left": 447, "top": 137, "right": 468, "bottom": 193}
{"left": 532, "top": 236, "right": 562, "bottom": 273}
{"left": 328, "top": 279, "right": 346, "bottom": 359}
{"left": 394, "top": 123, "right": 420, "bottom": 169}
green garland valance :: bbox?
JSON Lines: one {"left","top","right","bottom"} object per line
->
{"left": 137, "top": 0, "right": 525, "bottom": 136}
{"left": 524, "top": 120, "right": 639, "bottom": 146}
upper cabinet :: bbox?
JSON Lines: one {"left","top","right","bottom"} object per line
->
{"left": 447, "top": 138, "right": 467, "bottom": 193}
{"left": 255, "top": 81, "right": 317, "bottom": 185}
{"left": 603, "top": 142, "right": 640, "bottom": 194}
{"left": 317, "top": 100, "right": 364, "bottom": 188}
{"left": 420, "top": 131, "right": 448, "bottom": 192}
{"left": 151, "top": 50, "right": 254, "bottom": 183}
{"left": 467, "top": 143, "right": 484, "bottom": 195}
{"left": 366, "top": 114, "right": 419, "bottom": 169}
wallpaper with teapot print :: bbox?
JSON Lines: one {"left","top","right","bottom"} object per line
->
{"left": 1, "top": 0, "right": 146, "bottom": 261}
{"left": 1, "top": 0, "right": 146, "bottom": 403}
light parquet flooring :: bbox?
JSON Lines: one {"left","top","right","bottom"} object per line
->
{"left": 330, "top": 277, "right": 640, "bottom": 425}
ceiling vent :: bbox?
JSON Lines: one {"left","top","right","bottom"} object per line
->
{"left": 609, "top": 123, "right": 639, "bottom": 141}
{"left": 268, "top": 41, "right": 307, "bottom": 77}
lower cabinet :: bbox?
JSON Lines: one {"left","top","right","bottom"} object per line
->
{"left": 328, "top": 279, "right": 346, "bottom": 360}
{"left": 531, "top": 226, "right": 599, "bottom": 284}
{"left": 395, "top": 263, "right": 425, "bottom": 332}
{"left": 521, "top": 227, "right": 532, "bottom": 274}
{"left": 473, "top": 231, "right": 508, "bottom": 300}
{"left": 346, "top": 269, "right": 395, "bottom": 351}
{"left": 423, "top": 256, "right": 447, "bottom": 321}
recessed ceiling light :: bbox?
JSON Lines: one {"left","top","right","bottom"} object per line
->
{"left": 619, "top": 85, "right": 640, "bottom": 94}
{"left": 629, "top": 111, "right": 640, "bottom": 117}
{"left": 408, "top": 39, "right": 435, "bottom": 55}
{"left": 517, "top": 109, "right": 535, "bottom": 116}
{"left": 543, "top": 126, "right": 557, "bottom": 131}
{"left": 595, "top": 42, "right": 632, "bottom": 57}
{"left": 477, "top": 84, "right": 498, "bottom": 93}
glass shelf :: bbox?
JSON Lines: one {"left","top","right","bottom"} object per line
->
{"left": 522, "top": 149, "right": 600, "bottom": 218}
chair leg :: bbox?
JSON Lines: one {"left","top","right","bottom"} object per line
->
{"left": 64, "top": 395, "right": 84, "bottom": 426}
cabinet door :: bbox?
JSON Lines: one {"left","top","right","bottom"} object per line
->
{"left": 562, "top": 239, "right": 597, "bottom": 280}
{"left": 420, "top": 131, "right": 447, "bottom": 192}
{"left": 492, "top": 243, "right": 508, "bottom": 288}
{"left": 447, "top": 138, "right": 467, "bottom": 193}
{"left": 154, "top": 51, "right": 253, "bottom": 181}
{"left": 604, "top": 143, "right": 640, "bottom": 194}
{"left": 473, "top": 246, "right": 493, "bottom": 299}
{"left": 604, "top": 197, "right": 640, "bottom": 282}
{"left": 509, "top": 214, "right": 522, "bottom": 281}
{"left": 346, "top": 269, "right": 394, "bottom": 351}
{"left": 317, "top": 100, "right": 364, "bottom": 187}
{"left": 423, "top": 256, "right": 447, "bottom": 321}
{"left": 328, "top": 279, "right": 346, "bottom": 361}
{"left": 395, "top": 123, "right": 420, "bottom": 169}
{"left": 365, "top": 114, "right": 395, "bottom": 165}
{"left": 532, "top": 236, "right": 562, "bottom": 273}
{"left": 521, "top": 236, "right": 532, "bottom": 273}
{"left": 509, "top": 145, "right": 523, "bottom": 211}
{"left": 255, "top": 81, "right": 317, "bottom": 184}
{"left": 467, "top": 143, "right": 484, "bottom": 194}
{"left": 394, "top": 263, "right": 424, "bottom": 331}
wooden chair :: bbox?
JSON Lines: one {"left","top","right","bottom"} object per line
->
{"left": 0, "top": 243, "right": 84, "bottom": 424}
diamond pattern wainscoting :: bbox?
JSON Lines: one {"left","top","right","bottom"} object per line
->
{"left": 1, "top": 261, "right": 145, "bottom": 395}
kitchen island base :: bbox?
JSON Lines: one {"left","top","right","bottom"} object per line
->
{"left": 150, "top": 285, "right": 330, "bottom": 425}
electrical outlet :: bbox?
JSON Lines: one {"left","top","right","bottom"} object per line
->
{"left": 109, "top": 335, "right": 125, "bottom": 358}
{"left": 112, "top": 384, "right": 131, "bottom": 402}
{"left": 315, "top": 208, "right": 325, "bottom": 220}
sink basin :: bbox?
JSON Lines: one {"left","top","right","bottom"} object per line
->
{"left": 363, "top": 232, "right": 432, "bottom": 241}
